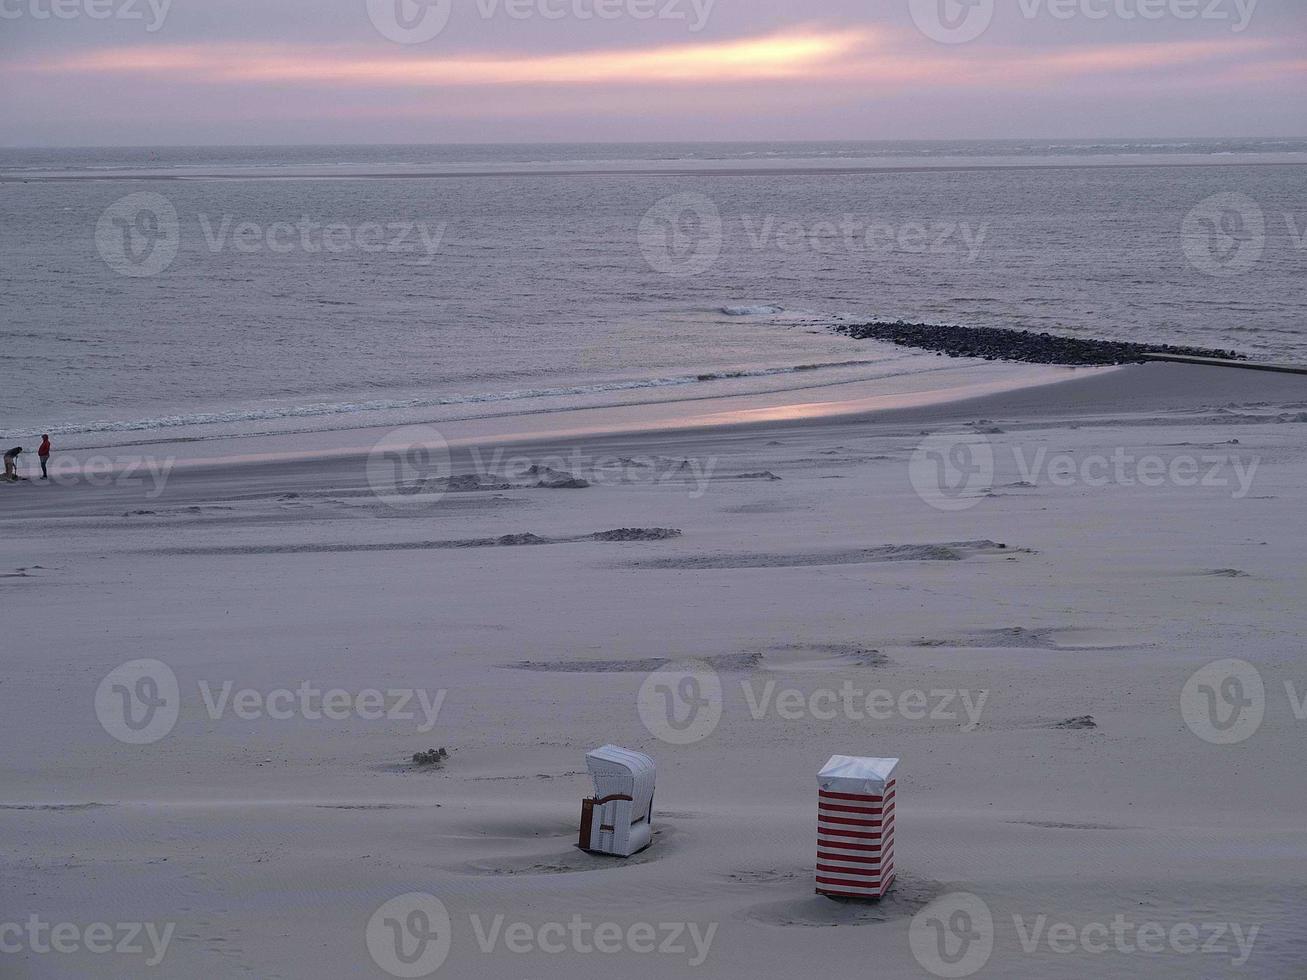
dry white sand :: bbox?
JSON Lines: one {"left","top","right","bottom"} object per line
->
{"left": 2, "top": 362, "right": 1305, "bottom": 978}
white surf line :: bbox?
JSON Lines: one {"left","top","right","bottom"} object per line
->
{"left": 1140, "top": 353, "right": 1307, "bottom": 376}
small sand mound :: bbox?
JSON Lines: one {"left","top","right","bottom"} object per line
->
{"left": 625, "top": 540, "right": 1014, "bottom": 571}
{"left": 496, "top": 533, "right": 549, "bottom": 546}
{"left": 724, "top": 867, "right": 807, "bottom": 885}
{"left": 0, "top": 803, "right": 112, "bottom": 812}
{"left": 1010, "top": 820, "right": 1135, "bottom": 831}
{"left": 500, "top": 650, "right": 760, "bottom": 674}
{"left": 909, "top": 626, "right": 1136, "bottom": 651}
{"left": 444, "top": 474, "right": 511, "bottom": 492}
{"left": 1052, "top": 715, "right": 1098, "bottom": 730}
{"left": 722, "top": 501, "right": 803, "bottom": 515}
{"left": 590, "top": 528, "right": 682, "bottom": 542}
{"left": 755, "top": 644, "right": 888, "bottom": 671}
{"left": 453, "top": 827, "right": 677, "bottom": 876}
{"left": 526, "top": 465, "right": 590, "bottom": 489}
{"left": 745, "top": 876, "right": 942, "bottom": 927}
{"left": 504, "top": 657, "right": 674, "bottom": 673}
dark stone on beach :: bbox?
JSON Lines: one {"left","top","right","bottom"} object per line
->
{"left": 832, "top": 321, "right": 1248, "bottom": 367}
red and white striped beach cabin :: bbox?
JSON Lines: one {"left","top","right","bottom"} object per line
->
{"left": 816, "top": 755, "right": 898, "bottom": 900}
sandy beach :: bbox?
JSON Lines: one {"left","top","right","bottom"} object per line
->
{"left": 1, "top": 360, "right": 1304, "bottom": 978}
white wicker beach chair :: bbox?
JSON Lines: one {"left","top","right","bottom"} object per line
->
{"left": 579, "top": 745, "right": 656, "bottom": 857}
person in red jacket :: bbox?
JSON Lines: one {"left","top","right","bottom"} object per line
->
{"left": 37, "top": 434, "right": 51, "bottom": 480}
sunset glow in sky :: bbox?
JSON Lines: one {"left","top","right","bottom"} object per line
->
{"left": 1, "top": 0, "right": 1303, "bottom": 145}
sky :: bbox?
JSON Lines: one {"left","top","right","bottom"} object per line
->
{"left": 0, "top": 0, "right": 1303, "bottom": 146}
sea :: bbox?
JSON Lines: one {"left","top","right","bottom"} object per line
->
{"left": 1, "top": 138, "right": 1304, "bottom": 448}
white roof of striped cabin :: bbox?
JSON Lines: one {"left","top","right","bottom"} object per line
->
{"left": 818, "top": 755, "right": 899, "bottom": 794}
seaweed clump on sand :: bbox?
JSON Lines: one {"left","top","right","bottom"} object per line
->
{"left": 833, "top": 321, "right": 1247, "bottom": 367}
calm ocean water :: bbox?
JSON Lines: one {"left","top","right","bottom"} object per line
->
{"left": 1, "top": 139, "right": 1304, "bottom": 447}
